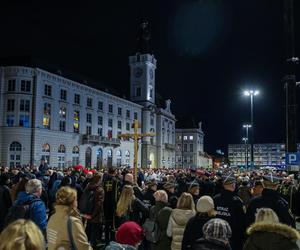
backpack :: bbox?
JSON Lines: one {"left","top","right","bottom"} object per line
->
{"left": 4, "top": 199, "right": 39, "bottom": 226}
{"left": 79, "top": 188, "right": 95, "bottom": 214}
{"left": 142, "top": 216, "right": 161, "bottom": 243}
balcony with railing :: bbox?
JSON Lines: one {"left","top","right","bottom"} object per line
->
{"left": 165, "top": 143, "right": 175, "bottom": 150}
{"left": 82, "top": 135, "right": 121, "bottom": 147}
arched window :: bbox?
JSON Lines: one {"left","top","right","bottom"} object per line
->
{"left": 125, "top": 150, "right": 130, "bottom": 166}
{"left": 116, "top": 150, "right": 122, "bottom": 167}
{"left": 9, "top": 141, "right": 22, "bottom": 167}
{"left": 97, "top": 148, "right": 103, "bottom": 169}
{"left": 107, "top": 149, "right": 113, "bottom": 168}
{"left": 85, "top": 147, "right": 92, "bottom": 168}
{"left": 42, "top": 143, "right": 50, "bottom": 164}
{"left": 58, "top": 144, "right": 66, "bottom": 168}
{"left": 43, "top": 103, "right": 51, "bottom": 129}
{"left": 72, "top": 146, "right": 79, "bottom": 165}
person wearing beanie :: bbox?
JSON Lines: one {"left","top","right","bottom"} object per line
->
{"left": 143, "top": 179, "right": 157, "bottom": 206}
{"left": 188, "top": 181, "right": 200, "bottom": 204}
{"left": 190, "top": 218, "right": 232, "bottom": 250}
{"left": 182, "top": 196, "right": 216, "bottom": 250}
{"left": 105, "top": 221, "right": 144, "bottom": 250}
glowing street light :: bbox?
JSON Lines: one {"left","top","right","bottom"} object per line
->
{"left": 243, "top": 89, "right": 260, "bottom": 168}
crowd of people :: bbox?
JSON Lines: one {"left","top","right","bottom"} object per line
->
{"left": 0, "top": 160, "right": 300, "bottom": 250}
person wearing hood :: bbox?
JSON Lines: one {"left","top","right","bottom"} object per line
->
{"left": 0, "top": 173, "right": 12, "bottom": 231}
{"left": 167, "top": 192, "right": 196, "bottom": 250}
{"left": 243, "top": 208, "right": 300, "bottom": 250}
{"left": 47, "top": 186, "right": 92, "bottom": 250}
{"left": 84, "top": 173, "right": 105, "bottom": 248}
{"left": 190, "top": 218, "right": 232, "bottom": 250}
{"left": 182, "top": 196, "right": 217, "bottom": 250}
{"left": 105, "top": 221, "right": 144, "bottom": 250}
{"left": 14, "top": 179, "right": 47, "bottom": 236}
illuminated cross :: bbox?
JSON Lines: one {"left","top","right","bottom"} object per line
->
{"left": 118, "top": 119, "right": 155, "bottom": 183}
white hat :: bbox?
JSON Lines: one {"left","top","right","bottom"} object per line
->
{"left": 197, "top": 195, "right": 214, "bottom": 213}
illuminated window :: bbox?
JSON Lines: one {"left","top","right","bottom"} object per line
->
{"left": 189, "top": 136, "right": 194, "bottom": 140}
{"left": 73, "top": 110, "right": 80, "bottom": 133}
{"left": 183, "top": 136, "right": 188, "bottom": 141}
{"left": 59, "top": 107, "right": 66, "bottom": 118}
{"left": 43, "top": 103, "right": 51, "bottom": 129}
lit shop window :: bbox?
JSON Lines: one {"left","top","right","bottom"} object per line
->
{"left": 43, "top": 103, "right": 51, "bottom": 129}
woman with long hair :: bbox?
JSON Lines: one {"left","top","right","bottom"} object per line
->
{"left": 47, "top": 186, "right": 92, "bottom": 250}
{"left": 116, "top": 185, "right": 149, "bottom": 227}
{"left": 167, "top": 192, "right": 196, "bottom": 250}
{"left": 0, "top": 219, "right": 45, "bottom": 250}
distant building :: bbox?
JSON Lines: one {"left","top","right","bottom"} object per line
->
{"left": 175, "top": 122, "right": 210, "bottom": 168}
{"left": 0, "top": 53, "right": 176, "bottom": 168}
{"left": 228, "top": 143, "right": 300, "bottom": 168}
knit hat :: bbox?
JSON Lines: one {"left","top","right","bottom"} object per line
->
{"left": 196, "top": 196, "right": 214, "bottom": 213}
{"left": 116, "top": 221, "right": 144, "bottom": 246}
{"left": 223, "top": 172, "right": 236, "bottom": 185}
{"left": 203, "top": 218, "right": 232, "bottom": 242}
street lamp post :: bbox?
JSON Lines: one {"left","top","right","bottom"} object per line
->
{"left": 243, "top": 124, "right": 251, "bottom": 168}
{"left": 242, "top": 137, "right": 248, "bottom": 168}
{"left": 244, "top": 90, "right": 259, "bottom": 168}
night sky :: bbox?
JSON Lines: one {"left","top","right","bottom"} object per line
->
{"left": 1, "top": 0, "right": 300, "bottom": 154}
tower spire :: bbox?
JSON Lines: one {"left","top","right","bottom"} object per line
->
{"left": 136, "top": 20, "right": 151, "bottom": 54}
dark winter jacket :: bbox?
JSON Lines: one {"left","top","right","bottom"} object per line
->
{"left": 237, "top": 185, "right": 252, "bottom": 207}
{"left": 182, "top": 213, "right": 215, "bottom": 250}
{"left": 143, "top": 189, "right": 156, "bottom": 206}
{"left": 103, "top": 175, "right": 120, "bottom": 220}
{"left": 150, "top": 201, "right": 172, "bottom": 250}
{"left": 243, "top": 222, "right": 300, "bottom": 250}
{"left": 0, "top": 185, "right": 12, "bottom": 231}
{"left": 15, "top": 191, "right": 47, "bottom": 233}
{"left": 214, "top": 189, "right": 246, "bottom": 250}
{"left": 246, "top": 188, "right": 295, "bottom": 228}
{"left": 191, "top": 238, "right": 231, "bottom": 250}
{"left": 86, "top": 183, "right": 105, "bottom": 224}
{"left": 116, "top": 198, "right": 149, "bottom": 227}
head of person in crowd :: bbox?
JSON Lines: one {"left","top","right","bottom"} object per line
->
{"left": 154, "top": 190, "right": 168, "bottom": 204}
{"left": 223, "top": 173, "right": 236, "bottom": 192}
{"left": 115, "top": 221, "right": 144, "bottom": 248}
{"left": 252, "top": 179, "right": 263, "bottom": 197}
{"left": 262, "top": 174, "right": 281, "bottom": 190}
{"left": 177, "top": 192, "right": 195, "bottom": 211}
{"left": 25, "top": 179, "right": 43, "bottom": 197}
{"left": 116, "top": 185, "right": 135, "bottom": 217}
{"left": 124, "top": 173, "right": 134, "bottom": 185}
{"left": 0, "top": 173, "right": 10, "bottom": 186}
{"left": 89, "top": 172, "right": 102, "bottom": 186}
{"left": 196, "top": 195, "right": 216, "bottom": 217}
{"left": 202, "top": 218, "right": 232, "bottom": 246}
{"left": 108, "top": 166, "right": 117, "bottom": 176}
{"left": 147, "top": 179, "right": 157, "bottom": 192}
{"left": 188, "top": 181, "right": 200, "bottom": 196}
{"left": 60, "top": 176, "right": 72, "bottom": 187}
{"left": 0, "top": 219, "right": 45, "bottom": 250}
{"left": 255, "top": 208, "right": 279, "bottom": 224}
{"left": 55, "top": 186, "right": 78, "bottom": 214}
{"left": 86, "top": 171, "right": 93, "bottom": 180}
{"left": 163, "top": 182, "right": 175, "bottom": 194}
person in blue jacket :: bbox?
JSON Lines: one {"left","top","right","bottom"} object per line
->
{"left": 15, "top": 178, "right": 47, "bottom": 237}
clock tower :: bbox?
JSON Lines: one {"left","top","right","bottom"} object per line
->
{"left": 129, "top": 53, "right": 156, "bottom": 106}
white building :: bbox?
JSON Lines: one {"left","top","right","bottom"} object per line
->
{"left": 175, "top": 122, "right": 209, "bottom": 168}
{"left": 0, "top": 53, "right": 176, "bottom": 168}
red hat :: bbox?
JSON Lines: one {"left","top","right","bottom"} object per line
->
{"left": 116, "top": 221, "right": 144, "bottom": 246}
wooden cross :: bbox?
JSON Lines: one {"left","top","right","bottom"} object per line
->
{"left": 118, "top": 119, "right": 155, "bottom": 183}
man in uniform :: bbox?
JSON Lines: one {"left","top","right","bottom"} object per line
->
{"left": 214, "top": 172, "right": 246, "bottom": 250}
{"left": 246, "top": 173, "right": 295, "bottom": 228}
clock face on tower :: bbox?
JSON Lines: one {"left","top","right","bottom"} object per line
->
{"left": 134, "top": 67, "right": 143, "bottom": 78}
